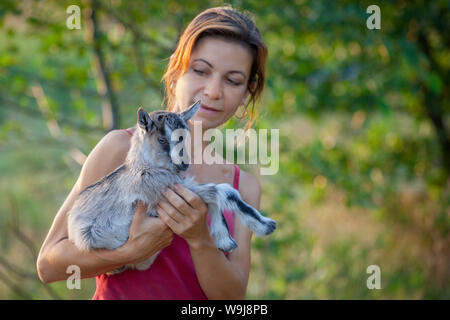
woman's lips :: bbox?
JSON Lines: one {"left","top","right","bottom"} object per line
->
{"left": 200, "top": 104, "right": 221, "bottom": 114}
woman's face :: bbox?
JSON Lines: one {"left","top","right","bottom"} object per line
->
{"left": 174, "top": 36, "right": 253, "bottom": 130}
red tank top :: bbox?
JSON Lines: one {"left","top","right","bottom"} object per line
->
{"left": 92, "top": 128, "right": 240, "bottom": 300}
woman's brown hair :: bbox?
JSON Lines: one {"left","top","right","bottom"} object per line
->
{"left": 162, "top": 5, "right": 268, "bottom": 130}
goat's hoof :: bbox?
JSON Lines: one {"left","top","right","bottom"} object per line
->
{"left": 216, "top": 237, "right": 237, "bottom": 252}
{"left": 263, "top": 219, "right": 277, "bottom": 235}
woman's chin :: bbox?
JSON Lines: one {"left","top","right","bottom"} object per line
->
{"left": 190, "top": 115, "right": 218, "bottom": 129}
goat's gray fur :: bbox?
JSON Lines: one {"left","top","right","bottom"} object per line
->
{"left": 67, "top": 101, "right": 277, "bottom": 274}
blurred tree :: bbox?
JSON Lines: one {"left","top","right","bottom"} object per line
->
{"left": 0, "top": 0, "right": 448, "bottom": 299}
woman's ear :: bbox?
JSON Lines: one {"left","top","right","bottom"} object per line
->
{"left": 242, "top": 91, "right": 250, "bottom": 105}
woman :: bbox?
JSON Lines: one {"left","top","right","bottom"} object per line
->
{"left": 37, "top": 6, "right": 268, "bottom": 300}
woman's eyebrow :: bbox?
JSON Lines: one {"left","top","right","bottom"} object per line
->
{"left": 193, "top": 58, "right": 247, "bottom": 78}
{"left": 193, "top": 58, "right": 213, "bottom": 68}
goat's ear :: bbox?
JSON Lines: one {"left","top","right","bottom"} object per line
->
{"left": 180, "top": 100, "right": 201, "bottom": 121}
{"left": 137, "top": 107, "right": 153, "bottom": 133}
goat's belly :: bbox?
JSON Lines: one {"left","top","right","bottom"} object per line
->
{"left": 91, "top": 210, "right": 134, "bottom": 250}
{"left": 69, "top": 204, "right": 134, "bottom": 251}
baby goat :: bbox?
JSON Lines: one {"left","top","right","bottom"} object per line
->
{"left": 67, "top": 101, "right": 276, "bottom": 273}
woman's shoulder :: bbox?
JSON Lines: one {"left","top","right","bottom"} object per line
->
{"left": 238, "top": 168, "right": 261, "bottom": 209}
{"left": 220, "top": 161, "right": 261, "bottom": 209}
{"left": 78, "top": 128, "right": 133, "bottom": 187}
{"left": 238, "top": 169, "right": 260, "bottom": 190}
{"left": 95, "top": 128, "right": 134, "bottom": 158}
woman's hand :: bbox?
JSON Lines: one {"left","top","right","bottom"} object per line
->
{"left": 124, "top": 201, "right": 174, "bottom": 265}
{"left": 157, "top": 184, "right": 212, "bottom": 248}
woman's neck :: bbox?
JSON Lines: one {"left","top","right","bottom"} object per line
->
{"left": 187, "top": 120, "right": 217, "bottom": 165}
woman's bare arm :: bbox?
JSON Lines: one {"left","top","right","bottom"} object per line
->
{"left": 36, "top": 130, "right": 173, "bottom": 283}
{"left": 188, "top": 170, "right": 259, "bottom": 299}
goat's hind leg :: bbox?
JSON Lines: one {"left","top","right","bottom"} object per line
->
{"left": 216, "top": 183, "right": 277, "bottom": 237}
{"left": 186, "top": 182, "right": 237, "bottom": 252}
{"left": 207, "top": 202, "right": 237, "bottom": 252}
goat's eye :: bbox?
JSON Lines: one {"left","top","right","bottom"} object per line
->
{"left": 158, "top": 137, "right": 169, "bottom": 144}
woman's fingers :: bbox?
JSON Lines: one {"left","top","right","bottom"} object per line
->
{"left": 163, "top": 185, "right": 207, "bottom": 215}
{"left": 163, "top": 187, "right": 193, "bottom": 214}
{"left": 157, "top": 200, "right": 185, "bottom": 224}
{"left": 173, "top": 184, "right": 206, "bottom": 211}
{"left": 158, "top": 186, "right": 210, "bottom": 241}
{"left": 135, "top": 200, "right": 147, "bottom": 214}
{"left": 130, "top": 201, "right": 147, "bottom": 230}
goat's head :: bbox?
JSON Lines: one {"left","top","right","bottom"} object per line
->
{"left": 136, "top": 100, "right": 200, "bottom": 171}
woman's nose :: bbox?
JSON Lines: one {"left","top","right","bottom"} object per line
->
{"left": 203, "top": 76, "right": 222, "bottom": 100}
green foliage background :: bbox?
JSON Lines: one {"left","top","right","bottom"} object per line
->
{"left": 0, "top": 0, "right": 448, "bottom": 299}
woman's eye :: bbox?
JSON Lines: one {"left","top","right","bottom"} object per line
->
{"left": 227, "top": 78, "right": 241, "bottom": 86}
{"left": 193, "top": 69, "right": 205, "bottom": 75}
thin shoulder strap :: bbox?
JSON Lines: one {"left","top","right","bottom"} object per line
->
{"left": 123, "top": 129, "right": 133, "bottom": 136}
{"left": 233, "top": 164, "right": 240, "bottom": 190}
